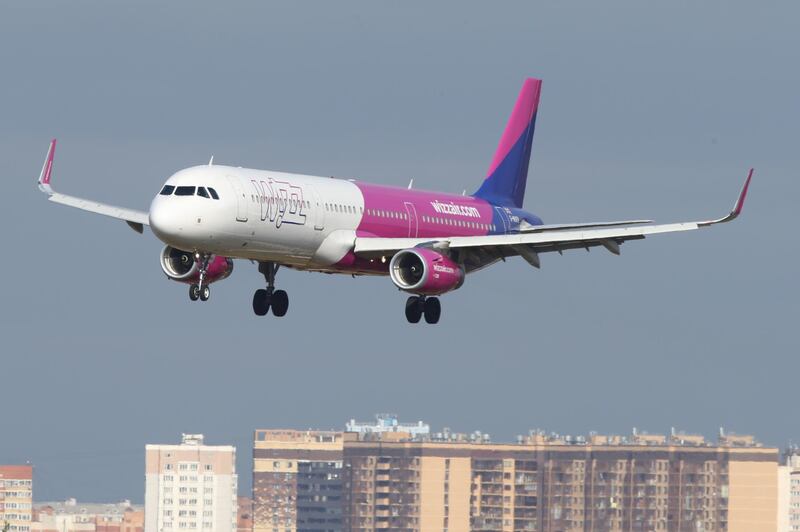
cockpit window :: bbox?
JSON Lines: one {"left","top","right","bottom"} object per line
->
{"left": 174, "top": 186, "right": 196, "bottom": 196}
{"left": 197, "top": 187, "right": 209, "bottom": 198}
{"left": 160, "top": 185, "right": 175, "bottom": 196}
{"left": 208, "top": 187, "right": 220, "bottom": 200}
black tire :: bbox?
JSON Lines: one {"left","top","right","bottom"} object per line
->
{"left": 405, "top": 296, "right": 422, "bottom": 323}
{"left": 200, "top": 286, "right": 210, "bottom": 301}
{"left": 252, "top": 289, "right": 269, "bottom": 316}
{"left": 189, "top": 284, "right": 200, "bottom": 301}
{"left": 271, "top": 289, "right": 289, "bottom": 317}
{"left": 424, "top": 297, "right": 441, "bottom": 324}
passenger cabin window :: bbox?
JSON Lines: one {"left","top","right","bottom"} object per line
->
{"left": 175, "top": 186, "right": 196, "bottom": 196}
{"left": 160, "top": 185, "right": 175, "bottom": 195}
{"left": 197, "top": 187, "right": 209, "bottom": 198}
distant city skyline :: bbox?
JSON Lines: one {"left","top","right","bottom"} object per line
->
{"left": 17, "top": 417, "right": 789, "bottom": 505}
{"left": 9, "top": 419, "right": 800, "bottom": 531}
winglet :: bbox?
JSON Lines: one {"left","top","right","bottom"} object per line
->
{"left": 37, "top": 139, "right": 57, "bottom": 194}
{"left": 699, "top": 168, "right": 753, "bottom": 227}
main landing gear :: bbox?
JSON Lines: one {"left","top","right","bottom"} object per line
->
{"left": 252, "top": 262, "right": 289, "bottom": 317}
{"left": 189, "top": 253, "right": 211, "bottom": 302}
{"left": 405, "top": 295, "right": 441, "bottom": 324}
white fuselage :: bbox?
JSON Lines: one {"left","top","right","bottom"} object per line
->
{"left": 149, "top": 165, "right": 365, "bottom": 269}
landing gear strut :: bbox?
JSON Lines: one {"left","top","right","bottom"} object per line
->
{"left": 189, "top": 253, "right": 211, "bottom": 302}
{"left": 405, "top": 295, "right": 441, "bottom": 324}
{"left": 253, "top": 262, "right": 289, "bottom": 317}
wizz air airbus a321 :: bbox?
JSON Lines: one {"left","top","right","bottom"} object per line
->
{"left": 37, "top": 78, "right": 752, "bottom": 324}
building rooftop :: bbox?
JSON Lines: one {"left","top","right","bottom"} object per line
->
{"left": 0, "top": 465, "right": 33, "bottom": 479}
{"left": 146, "top": 433, "right": 235, "bottom": 451}
{"left": 346, "top": 414, "right": 430, "bottom": 437}
{"left": 347, "top": 425, "right": 766, "bottom": 449}
{"left": 252, "top": 416, "right": 768, "bottom": 450}
{"left": 35, "top": 499, "right": 143, "bottom": 515}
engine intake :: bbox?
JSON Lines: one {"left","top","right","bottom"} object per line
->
{"left": 389, "top": 248, "right": 464, "bottom": 295}
{"left": 160, "top": 245, "right": 234, "bottom": 284}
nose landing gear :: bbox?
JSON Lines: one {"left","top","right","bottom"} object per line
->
{"left": 189, "top": 253, "right": 212, "bottom": 302}
{"left": 405, "top": 295, "right": 441, "bottom": 324}
{"left": 252, "top": 262, "right": 289, "bottom": 317}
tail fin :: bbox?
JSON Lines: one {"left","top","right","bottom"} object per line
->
{"left": 473, "top": 78, "right": 541, "bottom": 208}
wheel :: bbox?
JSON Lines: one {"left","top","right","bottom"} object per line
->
{"left": 271, "top": 290, "right": 289, "bottom": 317}
{"left": 189, "top": 284, "right": 200, "bottom": 301}
{"left": 200, "top": 286, "right": 210, "bottom": 301}
{"left": 424, "top": 297, "right": 441, "bottom": 324}
{"left": 405, "top": 296, "right": 422, "bottom": 323}
{"left": 252, "top": 289, "right": 269, "bottom": 316}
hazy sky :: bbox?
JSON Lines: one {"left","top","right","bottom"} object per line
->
{"left": 1, "top": 1, "right": 798, "bottom": 503}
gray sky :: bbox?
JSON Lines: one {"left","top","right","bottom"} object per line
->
{"left": 1, "top": 1, "right": 798, "bottom": 503}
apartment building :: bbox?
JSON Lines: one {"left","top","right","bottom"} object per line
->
{"left": 252, "top": 430, "right": 344, "bottom": 532}
{"left": 144, "top": 434, "right": 237, "bottom": 532}
{"left": 778, "top": 447, "right": 800, "bottom": 532}
{"left": 341, "top": 429, "right": 777, "bottom": 532}
{"left": 251, "top": 423, "right": 777, "bottom": 532}
{"left": 0, "top": 465, "right": 33, "bottom": 532}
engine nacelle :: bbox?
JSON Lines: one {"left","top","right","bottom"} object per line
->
{"left": 160, "top": 246, "right": 234, "bottom": 285}
{"left": 389, "top": 248, "right": 465, "bottom": 295}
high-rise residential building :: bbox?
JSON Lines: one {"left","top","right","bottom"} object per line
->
{"left": 0, "top": 465, "right": 33, "bottom": 532}
{"left": 252, "top": 422, "right": 778, "bottom": 532}
{"left": 252, "top": 429, "right": 344, "bottom": 532}
{"left": 145, "top": 434, "right": 237, "bottom": 532}
{"left": 31, "top": 499, "right": 143, "bottom": 532}
{"left": 342, "top": 429, "right": 778, "bottom": 532}
{"left": 778, "top": 447, "right": 800, "bottom": 532}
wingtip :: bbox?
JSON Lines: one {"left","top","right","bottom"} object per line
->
{"left": 37, "top": 138, "right": 57, "bottom": 193}
{"left": 732, "top": 168, "right": 753, "bottom": 216}
{"left": 697, "top": 168, "right": 753, "bottom": 227}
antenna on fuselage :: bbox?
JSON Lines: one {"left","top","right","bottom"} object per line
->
{"left": 407, "top": 178, "right": 414, "bottom": 189}
{"left": 208, "top": 155, "right": 214, "bottom": 166}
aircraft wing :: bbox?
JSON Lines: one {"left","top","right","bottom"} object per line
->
{"left": 354, "top": 170, "right": 753, "bottom": 269}
{"left": 37, "top": 139, "right": 150, "bottom": 234}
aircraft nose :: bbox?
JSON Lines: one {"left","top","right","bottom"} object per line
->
{"left": 149, "top": 198, "right": 185, "bottom": 243}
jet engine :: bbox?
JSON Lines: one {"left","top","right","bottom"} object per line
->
{"left": 389, "top": 248, "right": 465, "bottom": 295}
{"left": 160, "top": 245, "right": 234, "bottom": 284}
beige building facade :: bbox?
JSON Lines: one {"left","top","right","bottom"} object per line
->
{"left": 0, "top": 465, "right": 33, "bottom": 532}
{"left": 252, "top": 430, "right": 344, "bottom": 532}
{"left": 144, "top": 434, "right": 237, "bottom": 532}
{"left": 342, "top": 433, "right": 778, "bottom": 532}
{"left": 253, "top": 427, "right": 778, "bottom": 532}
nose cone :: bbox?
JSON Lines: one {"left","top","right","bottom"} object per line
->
{"left": 149, "top": 197, "right": 191, "bottom": 247}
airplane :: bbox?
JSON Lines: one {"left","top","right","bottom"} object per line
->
{"left": 36, "top": 78, "right": 752, "bottom": 324}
